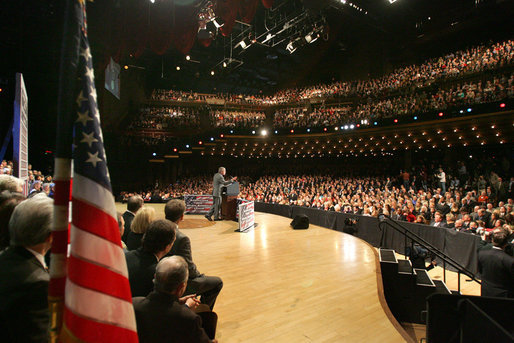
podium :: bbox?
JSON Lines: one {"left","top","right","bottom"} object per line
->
{"left": 221, "top": 182, "right": 239, "bottom": 220}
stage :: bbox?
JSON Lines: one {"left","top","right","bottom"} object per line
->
{"left": 116, "top": 203, "right": 410, "bottom": 342}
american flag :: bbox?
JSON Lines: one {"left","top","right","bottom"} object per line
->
{"left": 185, "top": 194, "right": 214, "bottom": 214}
{"left": 56, "top": 2, "right": 138, "bottom": 341}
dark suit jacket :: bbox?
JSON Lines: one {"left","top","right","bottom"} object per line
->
{"left": 133, "top": 291, "right": 211, "bottom": 343}
{"left": 166, "top": 229, "right": 201, "bottom": 279}
{"left": 478, "top": 247, "right": 514, "bottom": 298}
{"left": 125, "top": 248, "right": 158, "bottom": 297}
{"left": 126, "top": 231, "right": 144, "bottom": 251}
{"left": 0, "top": 246, "right": 50, "bottom": 342}
{"left": 212, "top": 173, "right": 232, "bottom": 197}
{"left": 122, "top": 211, "right": 135, "bottom": 243}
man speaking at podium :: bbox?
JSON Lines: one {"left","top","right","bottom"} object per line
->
{"left": 205, "top": 167, "right": 236, "bottom": 221}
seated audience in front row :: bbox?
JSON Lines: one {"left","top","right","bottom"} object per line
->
{"left": 126, "top": 206, "right": 156, "bottom": 251}
{"left": 0, "top": 175, "right": 24, "bottom": 193}
{"left": 0, "top": 194, "right": 53, "bottom": 342}
{"left": 0, "top": 191, "right": 26, "bottom": 250}
{"left": 165, "top": 200, "right": 223, "bottom": 310}
{"left": 133, "top": 256, "right": 217, "bottom": 343}
{"left": 126, "top": 219, "right": 176, "bottom": 297}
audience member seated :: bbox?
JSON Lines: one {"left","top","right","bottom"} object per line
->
{"left": 0, "top": 191, "right": 26, "bottom": 250}
{"left": 132, "top": 256, "right": 218, "bottom": 343}
{"left": 127, "top": 207, "right": 156, "bottom": 251}
{"left": 0, "top": 194, "right": 53, "bottom": 342}
{"left": 165, "top": 200, "right": 223, "bottom": 310}
{"left": 0, "top": 175, "right": 24, "bottom": 193}
{"left": 126, "top": 219, "right": 177, "bottom": 297}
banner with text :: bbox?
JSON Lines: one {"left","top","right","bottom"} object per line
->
{"left": 185, "top": 194, "right": 213, "bottom": 214}
{"left": 238, "top": 200, "right": 255, "bottom": 232}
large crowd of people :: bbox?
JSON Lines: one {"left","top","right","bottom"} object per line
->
{"left": 210, "top": 110, "right": 266, "bottom": 128}
{"left": 150, "top": 40, "right": 513, "bottom": 107}
{"left": 129, "top": 106, "right": 201, "bottom": 130}
{"left": 133, "top": 40, "right": 513, "bottom": 134}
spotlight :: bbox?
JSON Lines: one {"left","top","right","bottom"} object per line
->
{"left": 394, "top": 119, "right": 398, "bottom": 123}
{"left": 186, "top": 55, "right": 191, "bottom": 61}
{"left": 252, "top": 130, "right": 256, "bottom": 135}
{"left": 238, "top": 37, "right": 252, "bottom": 50}
{"left": 350, "top": 124, "right": 355, "bottom": 129}
{"left": 438, "top": 112, "right": 443, "bottom": 117}
{"left": 210, "top": 137, "right": 214, "bottom": 141}
{"left": 274, "top": 130, "right": 278, "bottom": 134}
{"left": 185, "top": 144, "right": 190, "bottom": 148}
{"left": 152, "top": 152, "right": 156, "bottom": 156}
{"left": 223, "top": 62, "right": 227, "bottom": 68}
{"left": 467, "top": 108, "right": 472, "bottom": 112}
{"left": 173, "top": 148, "right": 177, "bottom": 152}
{"left": 150, "top": 0, "right": 155, "bottom": 3}
{"left": 344, "top": 125, "right": 348, "bottom": 130}
{"left": 210, "top": 70, "right": 215, "bottom": 76}
{"left": 124, "top": 65, "right": 129, "bottom": 70}
{"left": 500, "top": 103, "right": 506, "bottom": 108}
{"left": 414, "top": 116, "right": 418, "bottom": 120}
{"left": 374, "top": 122, "right": 378, "bottom": 125}
{"left": 307, "top": 128, "right": 311, "bottom": 132}
{"left": 261, "top": 129, "right": 268, "bottom": 136}
{"left": 176, "top": 66, "right": 181, "bottom": 71}
{"left": 213, "top": 18, "right": 224, "bottom": 29}
{"left": 230, "top": 130, "right": 234, "bottom": 133}
{"left": 290, "top": 129, "right": 294, "bottom": 133}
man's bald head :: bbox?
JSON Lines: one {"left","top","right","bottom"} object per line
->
{"left": 154, "top": 256, "right": 188, "bottom": 294}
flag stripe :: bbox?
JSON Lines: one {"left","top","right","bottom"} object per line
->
{"left": 67, "top": 254, "right": 132, "bottom": 302}
{"left": 63, "top": 308, "right": 139, "bottom": 343}
{"left": 54, "top": 180, "right": 72, "bottom": 205}
{"left": 69, "top": 225, "right": 127, "bottom": 276}
{"left": 71, "top": 198, "right": 120, "bottom": 246}
{"left": 64, "top": 279, "right": 136, "bottom": 331}
{"left": 72, "top": 173, "right": 116, "bottom": 217}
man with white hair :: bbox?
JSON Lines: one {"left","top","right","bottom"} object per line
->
{"left": 0, "top": 174, "right": 24, "bottom": 193}
{"left": 133, "top": 256, "right": 217, "bottom": 343}
{"left": 0, "top": 194, "right": 54, "bottom": 342}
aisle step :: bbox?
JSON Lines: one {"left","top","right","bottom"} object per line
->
{"left": 379, "top": 248, "right": 397, "bottom": 263}
{"left": 398, "top": 259, "right": 414, "bottom": 274}
{"left": 415, "top": 269, "right": 435, "bottom": 287}
{"left": 432, "top": 280, "right": 451, "bottom": 294}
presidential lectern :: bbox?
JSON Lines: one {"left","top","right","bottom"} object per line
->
{"left": 221, "top": 181, "right": 239, "bottom": 220}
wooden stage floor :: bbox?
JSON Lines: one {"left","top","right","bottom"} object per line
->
{"left": 116, "top": 204, "right": 410, "bottom": 342}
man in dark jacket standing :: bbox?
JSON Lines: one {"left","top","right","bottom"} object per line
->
{"left": 122, "top": 195, "right": 144, "bottom": 243}
{"left": 478, "top": 228, "right": 514, "bottom": 298}
{"left": 205, "top": 167, "right": 236, "bottom": 221}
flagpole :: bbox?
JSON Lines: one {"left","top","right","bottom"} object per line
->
{"left": 49, "top": 0, "right": 82, "bottom": 341}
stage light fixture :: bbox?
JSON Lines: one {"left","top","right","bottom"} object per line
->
{"left": 124, "top": 65, "right": 129, "bottom": 70}
{"left": 176, "top": 66, "right": 181, "bottom": 71}
{"left": 152, "top": 152, "right": 157, "bottom": 156}
{"left": 344, "top": 125, "right": 348, "bottom": 130}
{"left": 186, "top": 55, "right": 191, "bottom": 61}
{"left": 467, "top": 108, "right": 472, "bottom": 112}
{"left": 350, "top": 124, "right": 354, "bottom": 129}
{"left": 252, "top": 130, "right": 256, "bottom": 135}
{"left": 388, "top": 0, "right": 398, "bottom": 3}
{"left": 223, "top": 62, "right": 227, "bottom": 68}
{"left": 185, "top": 144, "right": 190, "bottom": 148}
{"left": 210, "top": 137, "right": 214, "bottom": 141}
{"left": 307, "top": 128, "right": 311, "bottom": 132}
{"left": 500, "top": 103, "right": 506, "bottom": 108}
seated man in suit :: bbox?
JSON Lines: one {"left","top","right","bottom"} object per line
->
{"left": 165, "top": 199, "right": 223, "bottom": 310}
{"left": 478, "top": 228, "right": 514, "bottom": 298}
{"left": 126, "top": 219, "right": 176, "bottom": 297}
{"left": 133, "top": 256, "right": 217, "bottom": 343}
{"left": 122, "top": 195, "right": 144, "bottom": 243}
{"left": 0, "top": 194, "right": 53, "bottom": 342}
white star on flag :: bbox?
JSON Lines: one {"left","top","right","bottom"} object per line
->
{"left": 85, "top": 151, "right": 102, "bottom": 167}
{"left": 80, "top": 46, "right": 91, "bottom": 61}
{"left": 80, "top": 131, "right": 98, "bottom": 148}
{"left": 76, "top": 90, "right": 88, "bottom": 107}
{"left": 76, "top": 110, "right": 93, "bottom": 126}
{"left": 85, "top": 66, "right": 95, "bottom": 83}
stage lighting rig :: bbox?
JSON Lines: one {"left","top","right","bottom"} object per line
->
{"left": 197, "top": 1, "right": 224, "bottom": 40}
